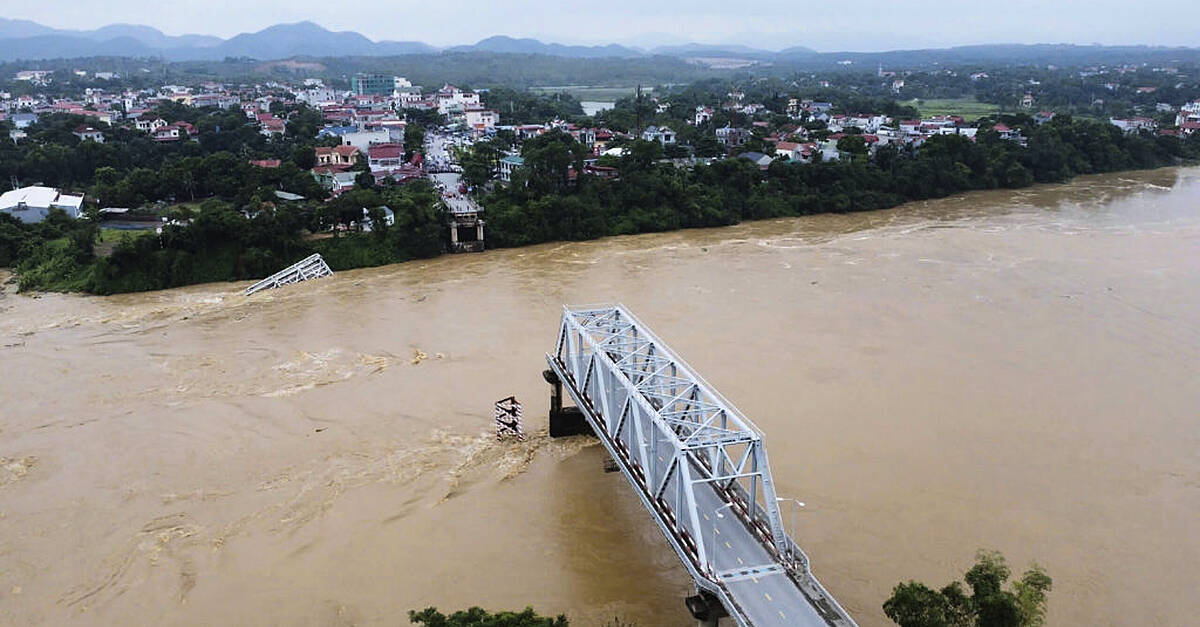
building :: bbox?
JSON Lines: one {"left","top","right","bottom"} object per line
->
{"left": 367, "top": 144, "right": 405, "bottom": 171}
{"left": 695, "top": 106, "right": 714, "bottom": 125}
{"left": 1110, "top": 117, "right": 1158, "bottom": 134}
{"left": 350, "top": 74, "right": 395, "bottom": 96}
{"left": 641, "top": 125, "right": 676, "bottom": 144}
{"left": 339, "top": 128, "right": 390, "bottom": 151}
{"left": 465, "top": 108, "right": 499, "bottom": 130}
{"left": 0, "top": 186, "right": 84, "bottom": 223}
{"left": 316, "top": 145, "right": 361, "bottom": 166}
{"left": 10, "top": 113, "right": 38, "bottom": 129}
{"left": 716, "top": 125, "right": 749, "bottom": 148}
{"left": 435, "top": 84, "right": 481, "bottom": 115}
{"left": 498, "top": 155, "right": 524, "bottom": 182}
{"left": 72, "top": 125, "right": 105, "bottom": 143}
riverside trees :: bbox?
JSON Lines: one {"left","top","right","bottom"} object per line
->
{"left": 883, "top": 551, "right": 1052, "bottom": 627}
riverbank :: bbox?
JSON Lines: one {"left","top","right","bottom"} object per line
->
{"left": 5, "top": 114, "right": 1198, "bottom": 296}
{"left": 1, "top": 167, "right": 1196, "bottom": 626}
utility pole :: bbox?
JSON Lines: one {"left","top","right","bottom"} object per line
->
{"left": 635, "top": 83, "right": 644, "bottom": 137}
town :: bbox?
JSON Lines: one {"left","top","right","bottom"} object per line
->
{"left": 1, "top": 58, "right": 1198, "bottom": 293}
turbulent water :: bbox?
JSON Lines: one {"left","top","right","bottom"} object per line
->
{"left": 1, "top": 168, "right": 1198, "bottom": 626}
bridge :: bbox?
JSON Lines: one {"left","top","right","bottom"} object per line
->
{"left": 243, "top": 253, "right": 333, "bottom": 295}
{"left": 544, "top": 305, "right": 856, "bottom": 627}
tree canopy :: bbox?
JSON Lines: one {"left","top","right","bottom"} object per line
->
{"left": 883, "top": 551, "right": 1052, "bottom": 627}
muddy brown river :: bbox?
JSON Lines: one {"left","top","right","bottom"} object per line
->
{"left": 1, "top": 168, "right": 1197, "bottom": 626}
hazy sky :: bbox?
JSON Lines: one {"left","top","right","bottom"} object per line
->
{"left": 5, "top": 0, "right": 1199, "bottom": 51}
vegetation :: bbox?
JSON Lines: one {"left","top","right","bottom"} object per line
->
{"left": 3, "top": 182, "right": 444, "bottom": 294}
{"left": 408, "top": 607, "right": 568, "bottom": 627}
{"left": 912, "top": 98, "right": 1001, "bottom": 120}
{"left": 883, "top": 551, "right": 1052, "bottom": 627}
{"left": 475, "top": 116, "right": 1199, "bottom": 249}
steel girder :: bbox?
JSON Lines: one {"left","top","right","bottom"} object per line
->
{"left": 550, "top": 305, "right": 793, "bottom": 580}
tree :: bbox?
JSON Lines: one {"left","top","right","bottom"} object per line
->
{"left": 292, "top": 144, "right": 316, "bottom": 170}
{"left": 405, "top": 123, "right": 427, "bottom": 159}
{"left": 837, "top": 135, "right": 869, "bottom": 161}
{"left": 883, "top": 551, "right": 1051, "bottom": 627}
{"left": 408, "top": 607, "right": 568, "bottom": 627}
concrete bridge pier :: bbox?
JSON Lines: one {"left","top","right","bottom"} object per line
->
{"left": 543, "top": 369, "right": 594, "bottom": 438}
{"left": 685, "top": 590, "right": 729, "bottom": 626}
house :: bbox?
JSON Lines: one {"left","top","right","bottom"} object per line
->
{"left": 339, "top": 129, "right": 390, "bottom": 151}
{"left": 498, "top": 155, "right": 524, "bottom": 182}
{"left": 367, "top": 144, "right": 405, "bottom": 171}
{"left": 1021, "top": 93, "right": 1034, "bottom": 108}
{"left": 316, "top": 145, "right": 360, "bottom": 166}
{"left": 1033, "top": 111, "right": 1056, "bottom": 125}
{"left": 10, "top": 113, "right": 38, "bottom": 129}
{"left": 715, "top": 125, "right": 749, "bottom": 148}
{"left": 260, "top": 118, "right": 286, "bottom": 137}
{"left": 136, "top": 117, "right": 168, "bottom": 132}
{"left": 694, "top": 106, "right": 714, "bottom": 126}
{"left": 1176, "top": 101, "right": 1200, "bottom": 127}
{"left": 154, "top": 126, "right": 181, "bottom": 142}
{"left": 312, "top": 166, "right": 357, "bottom": 192}
{"left": 248, "top": 159, "right": 281, "bottom": 168}
{"left": 435, "top": 84, "right": 481, "bottom": 114}
{"left": 1109, "top": 117, "right": 1158, "bottom": 134}
{"left": 0, "top": 186, "right": 84, "bottom": 223}
{"left": 73, "top": 125, "right": 105, "bottom": 143}
{"left": 737, "top": 152, "right": 774, "bottom": 170}
{"left": 360, "top": 206, "right": 395, "bottom": 231}
{"left": 464, "top": 108, "right": 499, "bottom": 130}
{"left": 774, "top": 141, "right": 802, "bottom": 160}
{"left": 641, "top": 125, "right": 676, "bottom": 144}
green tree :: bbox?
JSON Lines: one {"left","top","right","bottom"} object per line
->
{"left": 883, "top": 551, "right": 1051, "bottom": 627}
{"left": 408, "top": 607, "right": 568, "bottom": 627}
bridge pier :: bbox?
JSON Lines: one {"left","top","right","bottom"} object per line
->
{"left": 542, "top": 369, "right": 594, "bottom": 438}
{"left": 685, "top": 590, "right": 729, "bottom": 626}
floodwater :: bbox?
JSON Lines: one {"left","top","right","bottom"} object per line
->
{"left": 1, "top": 167, "right": 1198, "bottom": 626}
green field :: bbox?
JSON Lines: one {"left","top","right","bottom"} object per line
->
{"left": 529, "top": 85, "right": 646, "bottom": 100}
{"left": 911, "top": 98, "right": 1001, "bottom": 120}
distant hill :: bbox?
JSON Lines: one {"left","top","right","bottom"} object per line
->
{"left": 0, "top": 19, "right": 1196, "bottom": 68}
{"left": 450, "top": 36, "right": 642, "bottom": 58}
{"left": 650, "top": 43, "right": 780, "bottom": 59}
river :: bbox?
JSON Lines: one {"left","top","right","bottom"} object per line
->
{"left": 1, "top": 168, "right": 1197, "bottom": 626}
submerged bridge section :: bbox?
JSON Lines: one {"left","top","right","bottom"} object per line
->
{"left": 244, "top": 253, "right": 333, "bottom": 295}
{"left": 545, "top": 305, "right": 856, "bottom": 627}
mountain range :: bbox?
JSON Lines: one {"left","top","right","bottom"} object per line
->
{"left": 0, "top": 19, "right": 805, "bottom": 62}
{"left": 0, "top": 19, "right": 1195, "bottom": 68}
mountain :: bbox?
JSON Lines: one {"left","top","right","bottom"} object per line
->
{"left": 214, "top": 21, "right": 380, "bottom": 59}
{"left": 0, "top": 18, "right": 219, "bottom": 51}
{"left": 449, "top": 36, "right": 641, "bottom": 58}
{"left": 83, "top": 24, "right": 221, "bottom": 49}
{"left": 0, "top": 18, "right": 57, "bottom": 39}
{"left": 650, "top": 43, "right": 779, "bottom": 59}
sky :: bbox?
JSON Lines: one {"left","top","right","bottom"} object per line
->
{"left": 3, "top": 0, "right": 1199, "bottom": 51}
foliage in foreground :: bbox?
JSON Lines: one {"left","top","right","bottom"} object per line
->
{"left": 408, "top": 607, "right": 568, "bottom": 627}
{"left": 883, "top": 550, "right": 1052, "bottom": 627}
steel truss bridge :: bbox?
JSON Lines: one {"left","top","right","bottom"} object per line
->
{"left": 545, "top": 305, "right": 856, "bottom": 627}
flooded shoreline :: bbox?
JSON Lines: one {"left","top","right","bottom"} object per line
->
{"left": 1, "top": 167, "right": 1197, "bottom": 626}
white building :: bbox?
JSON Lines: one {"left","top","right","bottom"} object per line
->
{"left": 436, "top": 85, "right": 481, "bottom": 115}
{"left": 465, "top": 108, "right": 499, "bottom": 130}
{"left": 0, "top": 186, "right": 84, "bottom": 223}
{"left": 340, "top": 128, "right": 391, "bottom": 151}
{"left": 641, "top": 125, "right": 676, "bottom": 144}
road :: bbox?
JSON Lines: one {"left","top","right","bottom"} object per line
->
{"left": 425, "top": 131, "right": 478, "bottom": 215}
{"left": 647, "top": 432, "right": 834, "bottom": 627}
